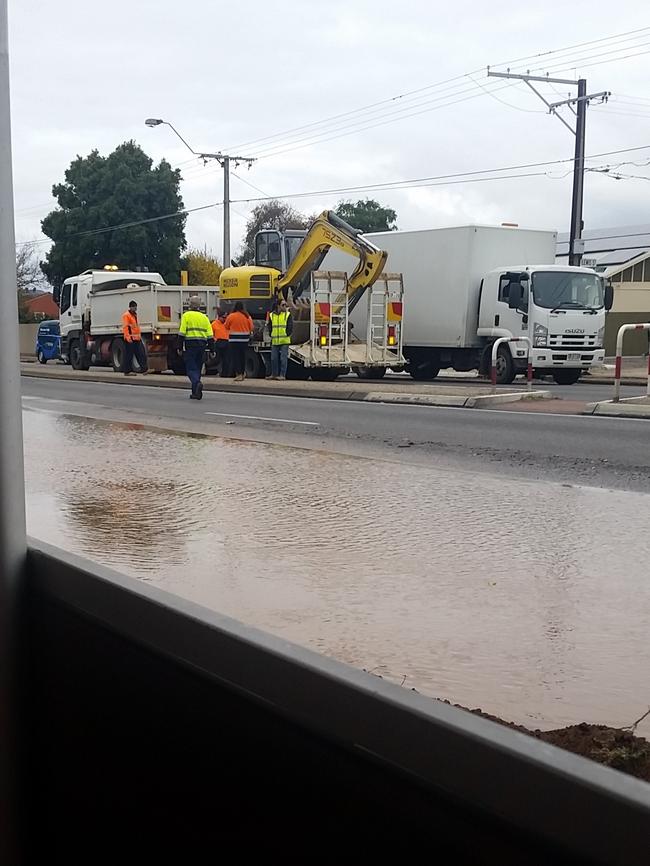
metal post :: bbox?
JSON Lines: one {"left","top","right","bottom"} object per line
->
{"left": 613, "top": 322, "right": 650, "bottom": 402}
{"left": 0, "top": 1, "right": 26, "bottom": 860}
{"left": 568, "top": 79, "right": 587, "bottom": 267}
{"left": 222, "top": 156, "right": 230, "bottom": 269}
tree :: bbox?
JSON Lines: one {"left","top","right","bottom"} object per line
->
{"left": 16, "top": 242, "right": 48, "bottom": 323}
{"left": 182, "top": 248, "right": 222, "bottom": 285}
{"left": 40, "top": 141, "right": 186, "bottom": 289}
{"left": 235, "top": 200, "right": 311, "bottom": 265}
{"left": 334, "top": 199, "right": 397, "bottom": 234}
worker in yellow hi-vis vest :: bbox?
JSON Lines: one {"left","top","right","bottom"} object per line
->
{"left": 266, "top": 298, "right": 293, "bottom": 380}
{"left": 177, "top": 296, "right": 214, "bottom": 400}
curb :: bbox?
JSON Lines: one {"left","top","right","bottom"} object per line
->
{"left": 21, "top": 367, "right": 553, "bottom": 409}
{"left": 584, "top": 400, "right": 650, "bottom": 419}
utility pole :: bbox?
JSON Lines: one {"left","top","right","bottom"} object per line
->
{"left": 145, "top": 119, "right": 255, "bottom": 267}
{"left": 486, "top": 70, "right": 609, "bottom": 266}
{"left": 1, "top": 2, "right": 27, "bottom": 862}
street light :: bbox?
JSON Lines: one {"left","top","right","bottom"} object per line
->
{"left": 145, "top": 117, "right": 255, "bottom": 267}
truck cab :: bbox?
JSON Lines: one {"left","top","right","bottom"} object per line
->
{"left": 57, "top": 269, "right": 164, "bottom": 367}
{"left": 478, "top": 265, "right": 612, "bottom": 384}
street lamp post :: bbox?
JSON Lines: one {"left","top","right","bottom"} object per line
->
{"left": 145, "top": 118, "right": 255, "bottom": 267}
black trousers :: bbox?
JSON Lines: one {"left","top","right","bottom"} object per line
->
{"left": 229, "top": 341, "right": 247, "bottom": 376}
{"left": 124, "top": 340, "right": 148, "bottom": 372}
{"left": 216, "top": 340, "right": 229, "bottom": 376}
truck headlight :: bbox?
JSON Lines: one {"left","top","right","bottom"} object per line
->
{"left": 597, "top": 326, "right": 605, "bottom": 347}
{"left": 533, "top": 323, "right": 548, "bottom": 347}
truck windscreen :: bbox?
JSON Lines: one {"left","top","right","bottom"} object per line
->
{"left": 532, "top": 272, "right": 605, "bottom": 310}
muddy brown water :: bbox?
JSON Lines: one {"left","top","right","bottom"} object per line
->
{"left": 23, "top": 408, "right": 650, "bottom": 735}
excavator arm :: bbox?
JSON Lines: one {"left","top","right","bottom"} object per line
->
{"left": 277, "top": 211, "right": 387, "bottom": 311}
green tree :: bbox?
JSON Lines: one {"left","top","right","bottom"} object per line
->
{"left": 235, "top": 199, "right": 311, "bottom": 265}
{"left": 182, "top": 248, "right": 222, "bottom": 285}
{"left": 40, "top": 141, "right": 187, "bottom": 288}
{"left": 334, "top": 199, "right": 397, "bottom": 233}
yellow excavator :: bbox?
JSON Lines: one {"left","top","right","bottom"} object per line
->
{"left": 219, "top": 210, "right": 387, "bottom": 319}
{"left": 217, "top": 210, "right": 403, "bottom": 379}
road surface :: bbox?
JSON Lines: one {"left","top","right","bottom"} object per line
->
{"left": 21, "top": 375, "right": 650, "bottom": 492}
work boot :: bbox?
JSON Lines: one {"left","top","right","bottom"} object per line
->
{"left": 196, "top": 383, "right": 203, "bottom": 400}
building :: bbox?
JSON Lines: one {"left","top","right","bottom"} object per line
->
{"left": 557, "top": 225, "right": 650, "bottom": 355}
{"left": 22, "top": 290, "right": 59, "bottom": 321}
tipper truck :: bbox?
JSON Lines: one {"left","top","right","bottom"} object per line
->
{"left": 55, "top": 268, "right": 217, "bottom": 373}
{"left": 324, "top": 224, "right": 613, "bottom": 384}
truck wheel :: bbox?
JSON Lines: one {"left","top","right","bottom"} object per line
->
{"left": 552, "top": 369, "right": 581, "bottom": 385}
{"left": 287, "top": 360, "right": 308, "bottom": 380}
{"left": 494, "top": 345, "right": 516, "bottom": 385}
{"left": 37, "top": 350, "right": 47, "bottom": 365}
{"left": 70, "top": 340, "right": 90, "bottom": 371}
{"left": 310, "top": 367, "right": 342, "bottom": 382}
{"left": 111, "top": 338, "right": 126, "bottom": 372}
{"left": 353, "top": 366, "right": 386, "bottom": 380}
{"left": 409, "top": 362, "right": 440, "bottom": 381}
{"left": 245, "top": 348, "right": 265, "bottom": 379}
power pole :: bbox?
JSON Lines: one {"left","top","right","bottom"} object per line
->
{"left": 214, "top": 152, "right": 255, "bottom": 267}
{"left": 144, "top": 119, "right": 255, "bottom": 267}
{"left": 487, "top": 70, "right": 609, "bottom": 266}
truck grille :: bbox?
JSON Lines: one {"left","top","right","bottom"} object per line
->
{"left": 549, "top": 334, "right": 597, "bottom": 349}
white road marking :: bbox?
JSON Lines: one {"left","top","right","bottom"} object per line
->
{"left": 205, "top": 411, "right": 319, "bottom": 426}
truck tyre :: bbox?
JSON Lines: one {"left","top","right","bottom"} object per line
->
{"left": 37, "top": 350, "right": 47, "bottom": 365}
{"left": 409, "top": 362, "right": 440, "bottom": 381}
{"left": 287, "top": 360, "right": 308, "bottom": 380}
{"left": 353, "top": 365, "right": 386, "bottom": 380}
{"left": 245, "top": 348, "right": 265, "bottom": 379}
{"left": 310, "top": 367, "right": 343, "bottom": 382}
{"left": 111, "top": 338, "right": 126, "bottom": 373}
{"left": 552, "top": 368, "right": 581, "bottom": 385}
{"left": 70, "top": 340, "right": 90, "bottom": 371}
{"left": 494, "top": 345, "right": 516, "bottom": 385}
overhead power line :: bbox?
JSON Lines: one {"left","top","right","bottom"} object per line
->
{"left": 18, "top": 143, "right": 650, "bottom": 249}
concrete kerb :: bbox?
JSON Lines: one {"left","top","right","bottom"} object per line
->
{"left": 584, "top": 396, "right": 650, "bottom": 419}
{"left": 21, "top": 365, "right": 553, "bottom": 409}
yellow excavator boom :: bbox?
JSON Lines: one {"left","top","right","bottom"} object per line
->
{"left": 277, "top": 211, "right": 387, "bottom": 310}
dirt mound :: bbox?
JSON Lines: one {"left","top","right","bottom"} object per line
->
{"left": 461, "top": 705, "right": 650, "bottom": 782}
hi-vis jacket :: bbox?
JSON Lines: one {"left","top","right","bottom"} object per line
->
{"left": 121, "top": 310, "right": 142, "bottom": 342}
{"left": 179, "top": 310, "right": 213, "bottom": 342}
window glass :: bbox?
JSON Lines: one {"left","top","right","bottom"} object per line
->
{"left": 60, "top": 283, "right": 71, "bottom": 313}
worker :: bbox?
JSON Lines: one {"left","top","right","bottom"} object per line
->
{"left": 177, "top": 296, "right": 214, "bottom": 400}
{"left": 224, "top": 301, "right": 254, "bottom": 382}
{"left": 211, "top": 309, "right": 230, "bottom": 377}
{"left": 267, "top": 298, "right": 293, "bottom": 380}
{"left": 121, "top": 300, "right": 148, "bottom": 375}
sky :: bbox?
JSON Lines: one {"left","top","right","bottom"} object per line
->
{"left": 9, "top": 0, "right": 650, "bottom": 267}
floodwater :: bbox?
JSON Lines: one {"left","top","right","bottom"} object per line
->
{"left": 23, "top": 408, "right": 650, "bottom": 735}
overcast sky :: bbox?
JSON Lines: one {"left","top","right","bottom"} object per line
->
{"left": 9, "top": 1, "right": 650, "bottom": 264}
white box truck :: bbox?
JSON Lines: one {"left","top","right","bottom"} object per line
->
{"left": 325, "top": 225, "right": 612, "bottom": 384}
{"left": 56, "top": 269, "right": 218, "bottom": 374}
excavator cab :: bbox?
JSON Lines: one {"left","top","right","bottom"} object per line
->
{"left": 255, "top": 230, "right": 306, "bottom": 273}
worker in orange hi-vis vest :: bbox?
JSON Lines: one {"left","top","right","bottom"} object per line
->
{"left": 121, "top": 300, "right": 148, "bottom": 375}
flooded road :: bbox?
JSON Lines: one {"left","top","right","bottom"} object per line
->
{"left": 23, "top": 408, "right": 650, "bottom": 735}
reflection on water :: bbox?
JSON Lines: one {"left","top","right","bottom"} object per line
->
{"left": 23, "top": 408, "right": 650, "bottom": 734}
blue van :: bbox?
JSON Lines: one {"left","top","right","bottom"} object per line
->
{"left": 35, "top": 320, "right": 61, "bottom": 364}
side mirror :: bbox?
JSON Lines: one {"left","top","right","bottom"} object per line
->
{"left": 604, "top": 282, "right": 614, "bottom": 311}
{"left": 53, "top": 285, "right": 61, "bottom": 306}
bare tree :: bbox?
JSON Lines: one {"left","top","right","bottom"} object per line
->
{"left": 16, "top": 242, "right": 48, "bottom": 322}
{"left": 16, "top": 242, "right": 47, "bottom": 293}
